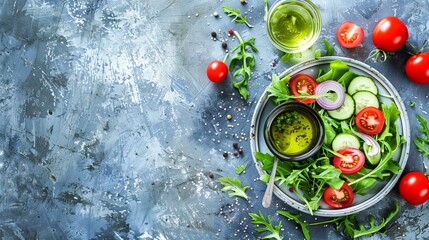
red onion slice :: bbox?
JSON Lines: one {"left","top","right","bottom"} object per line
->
{"left": 315, "top": 80, "right": 346, "bottom": 110}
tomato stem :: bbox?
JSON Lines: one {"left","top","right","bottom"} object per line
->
{"left": 223, "top": 53, "right": 229, "bottom": 63}
{"left": 366, "top": 49, "right": 388, "bottom": 62}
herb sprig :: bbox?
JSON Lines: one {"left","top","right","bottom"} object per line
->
{"left": 248, "top": 211, "right": 283, "bottom": 240}
{"left": 222, "top": 6, "right": 254, "bottom": 28}
{"left": 229, "top": 31, "right": 259, "bottom": 100}
{"left": 235, "top": 162, "right": 248, "bottom": 175}
{"left": 218, "top": 176, "right": 249, "bottom": 200}
{"left": 414, "top": 114, "right": 429, "bottom": 156}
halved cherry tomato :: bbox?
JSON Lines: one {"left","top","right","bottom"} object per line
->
{"left": 399, "top": 171, "right": 429, "bottom": 205}
{"left": 337, "top": 21, "right": 364, "bottom": 48}
{"left": 355, "top": 106, "right": 385, "bottom": 135}
{"left": 289, "top": 74, "right": 317, "bottom": 104}
{"left": 405, "top": 52, "right": 429, "bottom": 85}
{"left": 333, "top": 148, "right": 365, "bottom": 174}
{"left": 206, "top": 60, "right": 228, "bottom": 82}
{"left": 372, "top": 16, "right": 408, "bottom": 52}
{"left": 323, "top": 182, "right": 354, "bottom": 209}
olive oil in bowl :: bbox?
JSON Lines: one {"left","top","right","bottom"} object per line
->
{"left": 264, "top": 101, "right": 324, "bottom": 161}
{"left": 267, "top": 0, "right": 321, "bottom": 53}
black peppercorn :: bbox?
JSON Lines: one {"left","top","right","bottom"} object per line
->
{"left": 223, "top": 152, "right": 228, "bottom": 158}
{"left": 233, "top": 142, "right": 239, "bottom": 149}
{"left": 222, "top": 42, "right": 228, "bottom": 49}
{"left": 211, "top": 32, "right": 217, "bottom": 38}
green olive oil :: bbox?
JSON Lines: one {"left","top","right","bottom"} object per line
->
{"left": 270, "top": 110, "right": 315, "bottom": 155}
{"left": 269, "top": 2, "right": 317, "bottom": 51}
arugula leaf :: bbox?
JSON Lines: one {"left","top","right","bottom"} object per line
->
{"left": 337, "top": 72, "right": 358, "bottom": 89}
{"left": 339, "top": 201, "right": 400, "bottom": 238}
{"left": 323, "top": 39, "right": 335, "bottom": 56}
{"left": 249, "top": 211, "right": 283, "bottom": 240}
{"left": 347, "top": 103, "right": 404, "bottom": 191}
{"left": 218, "top": 176, "right": 249, "bottom": 200}
{"left": 222, "top": 6, "right": 254, "bottom": 28}
{"left": 235, "top": 162, "right": 248, "bottom": 175}
{"left": 277, "top": 210, "right": 310, "bottom": 240}
{"left": 255, "top": 152, "right": 343, "bottom": 215}
{"left": 266, "top": 74, "right": 293, "bottom": 104}
{"left": 316, "top": 60, "right": 349, "bottom": 82}
{"left": 229, "top": 32, "right": 258, "bottom": 100}
{"left": 414, "top": 114, "right": 429, "bottom": 156}
{"left": 263, "top": 0, "right": 269, "bottom": 22}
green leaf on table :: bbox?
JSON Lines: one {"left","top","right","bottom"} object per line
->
{"left": 235, "top": 162, "right": 248, "bottom": 175}
{"left": 323, "top": 39, "right": 335, "bottom": 56}
{"left": 338, "top": 201, "right": 400, "bottom": 239}
{"left": 218, "top": 176, "right": 249, "bottom": 200}
{"left": 249, "top": 211, "right": 283, "bottom": 240}
{"left": 228, "top": 33, "right": 258, "bottom": 100}
{"left": 277, "top": 210, "right": 310, "bottom": 240}
{"left": 222, "top": 6, "right": 254, "bottom": 28}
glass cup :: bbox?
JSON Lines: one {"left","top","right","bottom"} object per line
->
{"left": 266, "top": 0, "right": 322, "bottom": 53}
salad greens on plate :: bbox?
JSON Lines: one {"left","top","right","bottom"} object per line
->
{"left": 255, "top": 59, "right": 406, "bottom": 215}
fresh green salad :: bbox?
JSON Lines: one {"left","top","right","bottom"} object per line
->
{"left": 256, "top": 60, "right": 406, "bottom": 215}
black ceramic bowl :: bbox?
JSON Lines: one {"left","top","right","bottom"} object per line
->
{"left": 264, "top": 101, "right": 324, "bottom": 161}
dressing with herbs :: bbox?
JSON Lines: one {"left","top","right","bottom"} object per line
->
{"left": 270, "top": 110, "right": 315, "bottom": 155}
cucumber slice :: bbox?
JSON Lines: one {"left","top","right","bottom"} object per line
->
{"left": 327, "top": 94, "right": 354, "bottom": 120}
{"left": 347, "top": 76, "right": 378, "bottom": 95}
{"left": 352, "top": 91, "right": 380, "bottom": 114}
{"left": 364, "top": 143, "right": 381, "bottom": 165}
{"left": 332, "top": 133, "right": 361, "bottom": 152}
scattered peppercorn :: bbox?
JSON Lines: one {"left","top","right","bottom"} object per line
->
{"left": 208, "top": 172, "right": 214, "bottom": 179}
{"left": 213, "top": 12, "right": 219, "bottom": 17}
{"left": 221, "top": 42, "right": 228, "bottom": 49}
{"left": 211, "top": 31, "right": 217, "bottom": 38}
{"left": 228, "top": 29, "right": 234, "bottom": 35}
{"left": 233, "top": 151, "right": 239, "bottom": 157}
{"left": 233, "top": 142, "right": 239, "bottom": 149}
{"left": 240, "top": 0, "right": 247, "bottom": 4}
{"left": 223, "top": 152, "right": 228, "bottom": 158}
{"left": 238, "top": 147, "right": 243, "bottom": 155}
{"left": 226, "top": 114, "right": 232, "bottom": 120}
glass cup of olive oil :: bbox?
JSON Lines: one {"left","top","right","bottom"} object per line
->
{"left": 266, "top": 0, "right": 322, "bottom": 53}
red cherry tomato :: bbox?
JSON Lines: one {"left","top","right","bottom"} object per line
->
{"left": 405, "top": 52, "right": 429, "bottom": 84}
{"left": 333, "top": 148, "right": 365, "bottom": 174}
{"left": 337, "top": 21, "right": 365, "bottom": 48}
{"left": 372, "top": 16, "right": 408, "bottom": 52}
{"left": 289, "top": 74, "right": 317, "bottom": 104}
{"left": 399, "top": 171, "right": 429, "bottom": 205}
{"left": 355, "top": 106, "right": 385, "bottom": 135}
{"left": 323, "top": 182, "right": 354, "bottom": 209}
{"left": 206, "top": 60, "right": 228, "bottom": 82}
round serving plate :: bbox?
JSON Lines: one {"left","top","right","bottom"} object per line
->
{"left": 250, "top": 56, "right": 410, "bottom": 217}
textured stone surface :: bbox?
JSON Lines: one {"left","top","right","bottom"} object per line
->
{"left": 0, "top": 0, "right": 428, "bottom": 239}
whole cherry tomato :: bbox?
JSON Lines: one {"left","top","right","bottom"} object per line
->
{"left": 405, "top": 52, "right": 429, "bottom": 84}
{"left": 206, "top": 60, "right": 228, "bottom": 82}
{"left": 399, "top": 171, "right": 429, "bottom": 205}
{"left": 372, "top": 16, "right": 408, "bottom": 52}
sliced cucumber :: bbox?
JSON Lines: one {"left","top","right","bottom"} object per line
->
{"left": 352, "top": 91, "right": 380, "bottom": 114}
{"left": 327, "top": 94, "right": 354, "bottom": 120}
{"left": 332, "top": 133, "right": 361, "bottom": 152}
{"left": 364, "top": 143, "right": 381, "bottom": 165}
{"left": 347, "top": 76, "right": 378, "bottom": 95}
